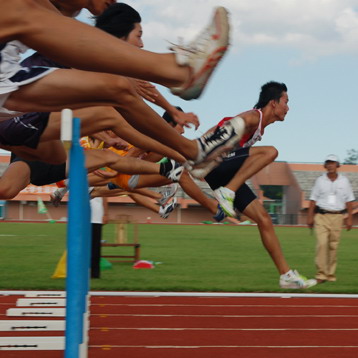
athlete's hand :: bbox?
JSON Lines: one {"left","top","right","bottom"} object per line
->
{"left": 130, "top": 78, "right": 158, "bottom": 103}
{"left": 172, "top": 110, "right": 200, "bottom": 130}
{"left": 106, "top": 137, "right": 130, "bottom": 151}
{"left": 92, "top": 169, "right": 118, "bottom": 179}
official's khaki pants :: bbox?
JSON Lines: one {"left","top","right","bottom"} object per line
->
{"left": 314, "top": 213, "right": 343, "bottom": 281}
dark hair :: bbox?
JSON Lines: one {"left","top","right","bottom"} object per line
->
{"left": 95, "top": 3, "right": 141, "bottom": 39}
{"left": 162, "top": 107, "right": 183, "bottom": 126}
{"left": 254, "top": 81, "right": 287, "bottom": 109}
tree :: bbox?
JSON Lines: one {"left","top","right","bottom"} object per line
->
{"left": 343, "top": 149, "right": 358, "bottom": 165}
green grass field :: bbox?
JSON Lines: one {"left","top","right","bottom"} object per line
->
{"left": 0, "top": 222, "right": 357, "bottom": 293}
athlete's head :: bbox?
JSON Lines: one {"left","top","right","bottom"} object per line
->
{"left": 254, "top": 81, "right": 289, "bottom": 121}
{"left": 254, "top": 81, "right": 288, "bottom": 109}
{"left": 162, "top": 107, "right": 185, "bottom": 134}
{"left": 95, "top": 3, "right": 143, "bottom": 47}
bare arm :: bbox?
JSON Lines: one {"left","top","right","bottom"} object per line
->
{"left": 102, "top": 197, "right": 108, "bottom": 224}
{"left": 345, "top": 201, "right": 353, "bottom": 231}
{"left": 131, "top": 79, "right": 200, "bottom": 129}
{"left": 91, "top": 131, "right": 129, "bottom": 150}
{"left": 307, "top": 200, "right": 316, "bottom": 229}
{"left": 152, "top": 90, "right": 200, "bottom": 129}
{"left": 115, "top": 115, "right": 185, "bottom": 162}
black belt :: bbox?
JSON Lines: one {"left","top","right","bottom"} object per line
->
{"left": 317, "top": 208, "right": 345, "bottom": 215}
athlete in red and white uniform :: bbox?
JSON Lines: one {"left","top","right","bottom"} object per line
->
{"left": 217, "top": 108, "right": 264, "bottom": 148}
{"left": 205, "top": 81, "right": 317, "bottom": 290}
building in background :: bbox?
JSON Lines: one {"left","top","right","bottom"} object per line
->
{"left": 0, "top": 155, "right": 357, "bottom": 225}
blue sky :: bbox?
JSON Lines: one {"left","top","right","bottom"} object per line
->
{"left": 4, "top": 1, "right": 357, "bottom": 164}
{"left": 80, "top": 0, "right": 358, "bottom": 164}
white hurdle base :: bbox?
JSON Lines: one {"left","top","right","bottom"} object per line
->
{"left": 0, "top": 320, "right": 65, "bottom": 331}
{"left": 7, "top": 308, "right": 65, "bottom": 317}
{"left": 0, "top": 336, "right": 64, "bottom": 350}
{"left": 16, "top": 298, "right": 66, "bottom": 307}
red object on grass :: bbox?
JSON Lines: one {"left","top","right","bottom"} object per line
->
{"left": 133, "top": 260, "right": 154, "bottom": 269}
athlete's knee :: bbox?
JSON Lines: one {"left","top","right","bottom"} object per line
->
{"left": 0, "top": 181, "right": 19, "bottom": 199}
{"left": 267, "top": 146, "right": 278, "bottom": 161}
{"left": 105, "top": 76, "right": 138, "bottom": 105}
{"left": 255, "top": 209, "right": 273, "bottom": 228}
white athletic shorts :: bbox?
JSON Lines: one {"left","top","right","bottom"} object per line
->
{"left": 0, "top": 66, "right": 58, "bottom": 121}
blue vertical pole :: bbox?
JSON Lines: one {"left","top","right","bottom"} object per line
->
{"left": 65, "top": 117, "right": 91, "bottom": 358}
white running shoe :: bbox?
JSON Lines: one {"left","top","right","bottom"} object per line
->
{"left": 50, "top": 187, "right": 68, "bottom": 207}
{"left": 214, "top": 186, "right": 236, "bottom": 217}
{"left": 158, "top": 183, "right": 179, "bottom": 206}
{"left": 195, "top": 116, "right": 245, "bottom": 164}
{"left": 161, "top": 159, "right": 185, "bottom": 182}
{"left": 159, "top": 198, "right": 178, "bottom": 219}
{"left": 279, "top": 270, "right": 317, "bottom": 289}
{"left": 213, "top": 204, "right": 226, "bottom": 222}
{"left": 170, "top": 6, "right": 230, "bottom": 100}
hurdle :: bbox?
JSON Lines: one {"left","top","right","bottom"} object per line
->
{"left": 0, "top": 110, "right": 90, "bottom": 355}
{"left": 62, "top": 109, "right": 91, "bottom": 358}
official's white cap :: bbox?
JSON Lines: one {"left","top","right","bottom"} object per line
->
{"left": 325, "top": 154, "right": 340, "bottom": 163}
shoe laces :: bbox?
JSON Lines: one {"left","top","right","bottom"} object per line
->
{"left": 163, "top": 199, "right": 177, "bottom": 215}
{"left": 169, "top": 27, "right": 212, "bottom": 55}
{"left": 167, "top": 164, "right": 184, "bottom": 182}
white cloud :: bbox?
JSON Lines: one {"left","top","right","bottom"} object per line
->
{"left": 124, "top": 0, "right": 358, "bottom": 61}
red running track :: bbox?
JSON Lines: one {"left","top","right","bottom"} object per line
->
{"left": 1, "top": 294, "right": 358, "bottom": 358}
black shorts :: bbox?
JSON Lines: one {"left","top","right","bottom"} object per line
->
{"left": 205, "top": 147, "right": 256, "bottom": 213}
{"left": 0, "top": 112, "right": 50, "bottom": 149}
{"left": 10, "top": 153, "right": 66, "bottom": 186}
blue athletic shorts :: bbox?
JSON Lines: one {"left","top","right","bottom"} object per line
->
{"left": 0, "top": 112, "right": 50, "bottom": 149}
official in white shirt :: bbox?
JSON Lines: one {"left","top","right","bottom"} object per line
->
{"left": 307, "top": 154, "right": 355, "bottom": 283}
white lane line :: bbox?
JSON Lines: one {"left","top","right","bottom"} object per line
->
{"left": 1, "top": 291, "right": 358, "bottom": 299}
{"left": 93, "top": 313, "right": 358, "bottom": 318}
{"left": 91, "top": 327, "right": 358, "bottom": 331}
{"left": 92, "top": 303, "right": 358, "bottom": 308}
{"left": 90, "top": 291, "right": 358, "bottom": 299}
{"left": 90, "top": 344, "right": 358, "bottom": 349}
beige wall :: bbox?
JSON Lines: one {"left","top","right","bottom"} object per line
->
{"left": 3, "top": 199, "right": 217, "bottom": 224}
{"left": 1, "top": 154, "right": 357, "bottom": 225}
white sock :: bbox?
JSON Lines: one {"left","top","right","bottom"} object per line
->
{"left": 282, "top": 269, "right": 294, "bottom": 278}
{"left": 57, "top": 187, "right": 68, "bottom": 196}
